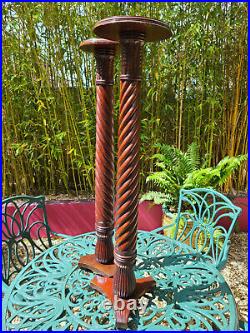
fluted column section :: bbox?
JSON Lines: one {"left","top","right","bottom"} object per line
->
{"left": 113, "top": 32, "right": 145, "bottom": 298}
{"left": 94, "top": 48, "right": 115, "bottom": 264}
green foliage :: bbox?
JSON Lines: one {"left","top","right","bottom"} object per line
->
{"left": 142, "top": 143, "right": 200, "bottom": 208}
{"left": 139, "top": 191, "right": 173, "bottom": 205}
{"left": 183, "top": 155, "right": 248, "bottom": 189}
{"left": 141, "top": 143, "right": 247, "bottom": 210}
{"left": 2, "top": 2, "right": 248, "bottom": 196}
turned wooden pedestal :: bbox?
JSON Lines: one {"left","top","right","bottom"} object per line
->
{"left": 91, "top": 16, "right": 172, "bottom": 328}
{"left": 78, "top": 39, "right": 117, "bottom": 276}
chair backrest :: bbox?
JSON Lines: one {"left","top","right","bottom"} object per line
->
{"left": 174, "top": 188, "right": 242, "bottom": 270}
{"left": 2, "top": 195, "right": 52, "bottom": 285}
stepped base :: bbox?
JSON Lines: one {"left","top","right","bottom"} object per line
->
{"left": 78, "top": 254, "right": 116, "bottom": 277}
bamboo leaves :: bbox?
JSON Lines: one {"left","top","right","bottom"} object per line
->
{"left": 2, "top": 2, "right": 248, "bottom": 197}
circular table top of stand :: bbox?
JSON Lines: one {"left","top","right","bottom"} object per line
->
{"left": 93, "top": 16, "right": 172, "bottom": 42}
{"left": 79, "top": 38, "right": 118, "bottom": 52}
{"left": 2, "top": 231, "right": 238, "bottom": 331}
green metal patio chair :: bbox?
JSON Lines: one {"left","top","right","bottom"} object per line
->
{"left": 2, "top": 195, "right": 68, "bottom": 290}
{"left": 153, "top": 188, "right": 242, "bottom": 271}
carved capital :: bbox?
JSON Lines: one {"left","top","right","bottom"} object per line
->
{"left": 95, "top": 48, "right": 115, "bottom": 85}
{"left": 120, "top": 32, "right": 145, "bottom": 81}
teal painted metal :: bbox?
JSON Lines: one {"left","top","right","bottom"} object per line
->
{"left": 160, "top": 188, "right": 242, "bottom": 270}
{"left": 2, "top": 195, "right": 52, "bottom": 286}
{"left": 239, "top": 320, "right": 248, "bottom": 331}
{"left": 2, "top": 195, "right": 70, "bottom": 287}
{"left": 2, "top": 232, "right": 239, "bottom": 331}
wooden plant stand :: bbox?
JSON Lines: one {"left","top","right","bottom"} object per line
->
{"left": 91, "top": 16, "right": 172, "bottom": 328}
{"left": 78, "top": 38, "right": 117, "bottom": 277}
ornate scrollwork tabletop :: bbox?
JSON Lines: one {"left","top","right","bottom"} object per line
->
{"left": 2, "top": 231, "right": 238, "bottom": 331}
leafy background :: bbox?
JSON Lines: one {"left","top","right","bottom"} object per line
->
{"left": 2, "top": 2, "right": 248, "bottom": 197}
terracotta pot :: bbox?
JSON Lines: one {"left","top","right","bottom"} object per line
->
{"left": 138, "top": 201, "right": 163, "bottom": 231}
{"left": 215, "top": 194, "right": 248, "bottom": 232}
{"left": 232, "top": 195, "right": 248, "bottom": 232}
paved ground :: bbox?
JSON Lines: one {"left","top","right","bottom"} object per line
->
{"left": 222, "top": 232, "right": 248, "bottom": 322}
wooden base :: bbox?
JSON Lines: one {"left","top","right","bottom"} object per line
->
{"left": 90, "top": 275, "right": 156, "bottom": 329}
{"left": 78, "top": 254, "right": 116, "bottom": 277}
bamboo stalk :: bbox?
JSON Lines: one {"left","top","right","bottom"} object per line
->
{"left": 2, "top": 2, "right": 248, "bottom": 197}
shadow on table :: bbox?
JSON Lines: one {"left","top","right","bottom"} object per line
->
{"left": 127, "top": 253, "right": 229, "bottom": 330}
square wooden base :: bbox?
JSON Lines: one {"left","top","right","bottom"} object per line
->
{"left": 78, "top": 254, "right": 116, "bottom": 277}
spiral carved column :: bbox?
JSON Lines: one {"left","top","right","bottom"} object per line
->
{"left": 113, "top": 32, "right": 144, "bottom": 298}
{"left": 92, "top": 16, "right": 172, "bottom": 328}
{"left": 95, "top": 55, "right": 115, "bottom": 264}
{"left": 78, "top": 39, "right": 117, "bottom": 276}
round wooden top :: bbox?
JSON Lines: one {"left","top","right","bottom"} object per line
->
{"left": 79, "top": 38, "right": 118, "bottom": 52}
{"left": 93, "top": 16, "right": 172, "bottom": 42}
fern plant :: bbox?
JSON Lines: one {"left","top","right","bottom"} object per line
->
{"left": 141, "top": 143, "right": 247, "bottom": 211}
{"left": 141, "top": 143, "right": 200, "bottom": 210}
{"left": 183, "top": 155, "right": 248, "bottom": 189}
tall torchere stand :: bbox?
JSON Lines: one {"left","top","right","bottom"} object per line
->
{"left": 78, "top": 39, "right": 117, "bottom": 277}
{"left": 91, "top": 17, "right": 172, "bottom": 328}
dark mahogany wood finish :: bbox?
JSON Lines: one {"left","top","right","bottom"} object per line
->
{"left": 92, "top": 16, "right": 172, "bottom": 328}
{"left": 78, "top": 38, "right": 117, "bottom": 275}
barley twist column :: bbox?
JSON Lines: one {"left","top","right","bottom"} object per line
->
{"left": 94, "top": 17, "right": 172, "bottom": 298}
{"left": 94, "top": 44, "right": 115, "bottom": 264}
{"left": 112, "top": 32, "right": 143, "bottom": 298}
{"left": 93, "top": 17, "right": 172, "bottom": 327}
{"left": 78, "top": 39, "right": 117, "bottom": 275}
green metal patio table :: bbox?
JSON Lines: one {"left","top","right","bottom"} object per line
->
{"left": 2, "top": 231, "right": 239, "bottom": 331}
